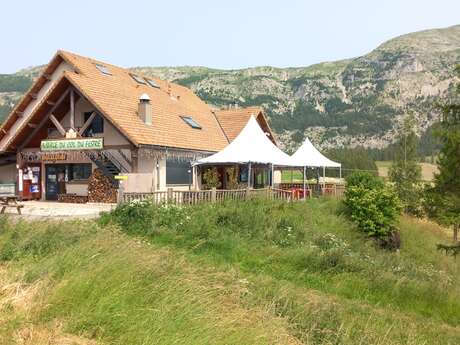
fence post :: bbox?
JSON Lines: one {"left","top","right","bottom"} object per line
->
{"left": 117, "top": 182, "right": 124, "bottom": 205}
{"left": 211, "top": 187, "right": 217, "bottom": 204}
{"left": 167, "top": 188, "right": 173, "bottom": 204}
{"left": 245, "top": 187, "right": 251, "bottom": 200}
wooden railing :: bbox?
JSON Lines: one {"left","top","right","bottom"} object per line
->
{"left": 276, "top": 183, "right": 345, "bottom": 199}
{"left": 121, "top": 187, "right": 292, "bottom": 205}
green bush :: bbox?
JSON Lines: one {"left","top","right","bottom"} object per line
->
{"left": 100, "top": 199, "right": 155, "bottom": 235}
{"left": 345, "top": 171, "right": 384, "bottom": 190}
{"left": 344, "top": 172, "right": 401, "bottom": 240}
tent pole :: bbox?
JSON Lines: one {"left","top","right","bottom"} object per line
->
{"left": 271, "top": 164, "right": 274, "bottom": 188}
{"left": 322, "top": 166, "right": 326, "bottom": 188}
{"left": 248, "top": 163, "right": 252, "bottom": 189}
{"left": 303, "top": 166, "right": 306, "bottom": 200}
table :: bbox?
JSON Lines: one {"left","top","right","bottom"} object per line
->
{"left": 0, "top": 195, "right": 24, "bottom": 215}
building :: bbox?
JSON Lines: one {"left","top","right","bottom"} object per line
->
{"left": 0, "top": 51, "right": 276, "bottom": 201}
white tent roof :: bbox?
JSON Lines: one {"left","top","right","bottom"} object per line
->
{"left": 290, "top": 138, "right": 341, "bottom": 168}
{"left": 194, "top": 116, "right": 294, "bottom": 166}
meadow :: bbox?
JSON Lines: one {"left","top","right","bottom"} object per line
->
{"left": 0, "top": 198, "right": 459, "bottom": 344}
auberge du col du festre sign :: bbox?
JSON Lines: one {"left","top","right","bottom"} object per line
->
{"left": 40, "top": 138, "right": 104, "bottom": 151}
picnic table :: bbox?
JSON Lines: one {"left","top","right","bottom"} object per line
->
{"left": 0, "top": 195, "right": 23, "bottom": 215}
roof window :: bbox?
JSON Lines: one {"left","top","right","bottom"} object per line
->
{"left": 146, "top": 78, "right": 160, "bottom": 88}
{"left": 95, "top": 64, "right": 111, "bottom": 76}
{"left": 181, "top": 116, "right": 202, "bottom": 129}
{"left": 130, "top": 74, "right": 146, "bottom": 85}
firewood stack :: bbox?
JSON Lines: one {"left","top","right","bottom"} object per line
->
{"left": 87, "top": 168, "right": 118, "bottom": 203}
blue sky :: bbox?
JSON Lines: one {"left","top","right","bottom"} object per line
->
{"left": 1, "top": 0, "right": 459, "bottom": 73}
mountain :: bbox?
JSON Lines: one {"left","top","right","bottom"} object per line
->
{"left": 1, "top": 24, "right": 459, "bottom": 151}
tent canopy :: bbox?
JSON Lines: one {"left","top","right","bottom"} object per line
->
{"left": 194, "top": 115, "right": 294, "bottom": 166}
{"left": 290, "top": 138, "right": 341, "bottom": 168}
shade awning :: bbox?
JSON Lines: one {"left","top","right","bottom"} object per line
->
{"left": 290, "top": 138, "right": 341, "bottom": 168}
{"left": 194, "top": 115, "right": 294, "bottom": 166}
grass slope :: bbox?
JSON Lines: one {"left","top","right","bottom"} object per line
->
{"left": 1, "top": 199, "right": 459, "bottom": 344}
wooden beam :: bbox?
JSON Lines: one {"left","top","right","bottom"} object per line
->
{"left": 30, "top": 93, "right": 38, "bottom": 100}
{"left": 46, "top": 100, "right": 56, "bottom": 106}
{"left": 49, "top": 114, "right": 66, "bottom": 136}
{"left": 42, "top": 73, "right": 52, "bottom": 81}
{"left": 78, "top": 111, "right": 96, "bottom": 136}
{"left": 0, "top": 128, "right": 7, "bottom": 135}
{"left": 19, "top": 88, "right": 71, "bottom": 149}
{"left": 27, "top": 123, "right": 38, "bottom": 129}
{"left": 70, "top": 89, "right": 75, "bottom": 130}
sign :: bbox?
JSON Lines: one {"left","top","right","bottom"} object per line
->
{"left": 41, "top": 138, "right": 103, "bottom": 151}
{"left": 114, "top": 175, "right": 128, "bottom": 180}
{"left": 41, "top": 153, "right": 67, "bottom": 161}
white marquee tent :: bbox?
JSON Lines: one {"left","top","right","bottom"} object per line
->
{"left": 194, "top": 115, "right": 294, "bottom": 167}
{"left": 288, "top": 137, "right": 342, "bottom": 198}
{"left": 193, "top": 115, "right": 295, "bottom": 187}
{"left": 290, "top": 138, "right": 341, "bottom": 169}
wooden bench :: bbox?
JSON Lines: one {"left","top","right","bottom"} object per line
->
{"left": 0, "top": 195, "right": 24, "bottom": 215}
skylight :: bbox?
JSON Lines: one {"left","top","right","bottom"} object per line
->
{"left": 181, "top": 116, "right": 202, "bottom": 129}
{"left": 146, "top": 78, "right": 160, "bottom": 88}
{"left": 95, "top": 64, "right": 111, "bottom": 76}
{"left": 130, "top": 74, "right": 146, "bottom": 85}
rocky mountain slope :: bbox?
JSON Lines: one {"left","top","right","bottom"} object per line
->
{"left": 1, "top": 24, "right": 459, "bottom": 151}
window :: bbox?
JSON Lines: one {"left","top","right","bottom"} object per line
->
{"left": 180, "top": 116, "right": 202, "bottom": 129}
{"left": 146, "top": 79, "right": 160, "bottom": 88}
{"left": 83, "top": 112, "right": 104, "bottom": 136}
{"left": 130, "top": 74, "right": 146, "bottom": 85}
{"left": 166, "top": 159, "right": 192, "bottom": 185}
{"left": 95, "top": 64, "right": 111, "bottom": 76}
{"left": 69, "top": 164, "right": 92, "bottom": 181}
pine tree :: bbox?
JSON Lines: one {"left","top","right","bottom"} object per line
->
{"left": 425, "top": 65, "right": 460, "bottom": 241}
{"left": 389, "top": 113, "right": 422, "bottom": 214}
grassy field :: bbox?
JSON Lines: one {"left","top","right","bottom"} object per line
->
{"left": 1, "top": 199, "right": 459, "bottom": 344}
{"left": 376, "top": 161, "right": 439, "bottom": 181}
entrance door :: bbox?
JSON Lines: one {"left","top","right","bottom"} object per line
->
{"left": 45, "top": 165, "right": 66, "bottom": 200}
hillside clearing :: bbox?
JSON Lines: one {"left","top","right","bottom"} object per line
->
{"left": 0, "top": 199, "right": 459, "bottom": 344}
{"left": 376, "top": 161, "right": 438, "bottom": 181}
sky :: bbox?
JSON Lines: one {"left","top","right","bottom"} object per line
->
{"left": 0, "top": 0, "right": 459, "bottom": 73}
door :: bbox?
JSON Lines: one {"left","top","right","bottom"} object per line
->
{"left": 45, "top": 165, "right": 66, "bottom": 200}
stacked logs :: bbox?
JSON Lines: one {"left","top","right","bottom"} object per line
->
{"left": 87, "top": 168, "right": 118, "bottom": 203}
{"left": 57, "top": 194, "right": 88, "bottom": 203}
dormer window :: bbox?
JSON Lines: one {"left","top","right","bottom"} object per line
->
{"left": 95, "top": 64, "right": 111, "bottom": 76}
{"left": 181, "top": 116, "right": 201, "bottom": 129}
{"left": 130, "top": 74, "right": 146, "bottom": 85}
{"left": 146, "top": 78, "right": 160, "bottom": 88}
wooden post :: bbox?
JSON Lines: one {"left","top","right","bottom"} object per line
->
{"left": 245, "top": 187, "right": 250, "bottom": 200}
{"left": 211, "top": 187, "right": 217, "bottom": 204}
{"left": 70, "top": 89, "right": 75, "bottom": 130}
{"left": 454, "top": 224, "right": 459, "bottom": 242}
{"left": 167, "top": 187, "right": 173, "bottom": 204}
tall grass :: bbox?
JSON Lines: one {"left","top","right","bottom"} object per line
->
{"left": 1, "top": 198, "right": 459, "bottom": 344}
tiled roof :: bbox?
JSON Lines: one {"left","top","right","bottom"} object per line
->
{"left": 59, "top": 51, "right": 229, "bottom": 152}
{"left": 215, "top": 106, "right": 276, "bottom": 144}
{"left": 0, "top": 50, "right": 277, "bottom": 153}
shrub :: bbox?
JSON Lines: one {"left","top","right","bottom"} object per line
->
{"left": 345, "top": 171, "right": 384, "bottom": 190}
{"left": 100, "top": 199, "right": 155, "bottom": 235}
{"left": 344, "top": 172, "right": 401, "bottom": 244}
{"left": 202, "top": 167, "right": 221, "bottom": 189}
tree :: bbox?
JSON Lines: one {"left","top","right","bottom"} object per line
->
{"left": 389, "top": 113, "right": 422, "bottom": 215}
{"left": 425, "top": 65, "right": 460, "bottom": 242}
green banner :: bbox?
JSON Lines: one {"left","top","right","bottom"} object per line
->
{"left": 40, "top": 138, "right": 104, "bottom": 151}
